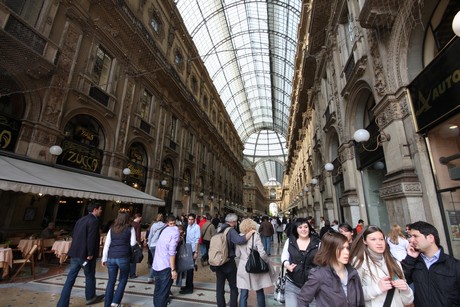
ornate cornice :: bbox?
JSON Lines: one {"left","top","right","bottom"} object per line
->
{"left": 380, "top": 182, "right": 422, "bottom": 199}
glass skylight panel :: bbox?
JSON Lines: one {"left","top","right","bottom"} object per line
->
{"left": 176, "top": 0, "right": 301, "bottom": 183}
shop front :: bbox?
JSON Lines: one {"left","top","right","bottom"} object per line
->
{"left": 0, "top": 154, "right": 164, "bottom": 239}
{"left": 408, "top": 37, "right": 460, "bottom": 257}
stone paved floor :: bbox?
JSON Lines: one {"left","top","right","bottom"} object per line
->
{"left": 0, "top": 239, "right": 286, "bottom": 306}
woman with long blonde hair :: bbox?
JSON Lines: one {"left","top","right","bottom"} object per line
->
{"left": 350, "top": 225, "right": 413, "bottom": 306}
{"left": 236, "top": 218, "right": 275, "bottom": 307}
{"left": 386, "top": 224, "right": 409, "bottom": 262}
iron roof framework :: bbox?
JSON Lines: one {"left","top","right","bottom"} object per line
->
{"left": 176, "top": 0, "right": 301, "bottom": 184}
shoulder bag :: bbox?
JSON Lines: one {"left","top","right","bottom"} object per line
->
{"left": 130, "top": 243, "right": 144, "bottom": 263}
{"left": 274, "top": 260, "right": 288, "bottom": 303}
{"left": 176, "top": 242, "right": 195, "bottom": 272}
{"left": 245, "top": 234, "right": 269, "bottom": 273}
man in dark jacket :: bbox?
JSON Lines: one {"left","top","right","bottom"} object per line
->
{"left": 57, "top": 203, "right": 104, "bottom": 307}
{"left": 213, "top": 213, "right": 255, "bottom": 307}
{"left": 402, "top": 221, "right": 460, "bottom": 307}
{"left": 259, "top": 215, "right": 274, "bottom": 255}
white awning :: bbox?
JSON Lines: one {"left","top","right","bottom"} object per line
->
{"left": 0, "top": 155, "right": 164, "bottom": 206}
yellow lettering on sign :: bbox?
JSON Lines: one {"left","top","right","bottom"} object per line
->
{"left": 0, "top": 130, "right": 11, "bottom": 149}
{"left": 415, "top": 69, "right": 460, "bottom": 116}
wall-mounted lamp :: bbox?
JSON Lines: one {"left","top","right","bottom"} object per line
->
{"left": 184, "top": 186, "right": 190, "bottom": 193}
{"left": 311, "top": 178, "right": 318, "bottom": 185}
{"left": 49, "top": 145, "right": 63, "bottom": 156}
{"left": 373, "top": 161, "right": 385, "bottom": 170}
{"left": 324, "top": 162, "right": 343, "bottom": 177}
{"left": 122, "top": 168, "right": 131, "bottom": 175}
{"left": 161, "top": 179, "right": 167, "bottom": 186}
{"left": 303, "top": 186, "right": 309, "bottom": 193}
{"left": 353, "top": 128, "right": 391, "bottom": 152}
{"left": 453, "top": 11, "right": 460, "bottom": 37}
{"left": 199, "top": 192, "right": 204, "bottom": 197}
{"left": 210, "top": 195, "right": 214, "bottom": 200}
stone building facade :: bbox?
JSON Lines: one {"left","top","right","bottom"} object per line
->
{"left": 285, "top": 0, "right": 460, "bottom": 257}
{"left": 0, "top": 0, "right": 244, "bottom": 236}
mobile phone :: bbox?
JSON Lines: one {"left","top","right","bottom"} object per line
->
{"left": 82, "top": 261, "right": 88, "bottom": 267}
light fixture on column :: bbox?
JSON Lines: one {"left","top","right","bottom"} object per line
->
{"left": 199, "top": 192, "right": 204, "bottom": 198}
{"left": 303, "top": 186, "right": 309, "bottom": 193}
{"left": 324, "top": 162, "right": 343, "bottom": 177}
{"left": 122, "top": 168, "right": 131, "bottom": 175}
{"left": 453, "top": 11, "right": 460, "bottom": 37}
{"left": 311, "top": 178, "right": 318, "bottom": 185}
{"left": 353, "top": 127, "right": 391, "bottom": 152}
{"left": 161, "top": 179, "right": 167, "bottom": 186}
{"left": 49, "top": 145, "right": 63, "bottom": 156}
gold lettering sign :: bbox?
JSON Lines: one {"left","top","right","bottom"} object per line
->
{"left": 65, "top": 150, "right": 99, "bottom": 172}
{"left": 0, "top": 130, "right": 12, "bottom": 149}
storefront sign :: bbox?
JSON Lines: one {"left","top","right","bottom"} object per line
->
{"left": 408, "top": 37, "right": 460, "bottom": 132}
{"left": 0, "top": 115, "right": 21, "bottom": 151}
{"left": 57, "top": 139, "right": 103, "bottom": 173}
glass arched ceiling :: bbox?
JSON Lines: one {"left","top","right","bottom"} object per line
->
{"left": 176, "top": 0, "right": 301, "bottom": 184}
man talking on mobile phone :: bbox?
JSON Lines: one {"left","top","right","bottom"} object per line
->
{"left": 402, "top": 221, "right": 460, "bottom": 307}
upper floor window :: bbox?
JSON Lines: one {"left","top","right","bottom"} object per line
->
{"left": 5, "top": 0, "right": 44, "bottom": 26}
{"left": 187, "top": 132, "right": 194, "bottom": 153}
{"left": 92, "top": 46, "right": 113, "bottom": 91}
{"left": 139, "top": 89, "right": 153, "bottom": 121}
{"left": 175, "top": 50, "right": 183, "bottom": 65}
{"left": 203, "top": 96, "right": 209, "bottom": 111}
{"left": 151, "top": 17, "right": 161, "bottom": 33}
{"left": 191, "top": 76, "right": 198, "bottom": 93}
{"left": 170, "top": 116, "right": 177, "bottom": 141}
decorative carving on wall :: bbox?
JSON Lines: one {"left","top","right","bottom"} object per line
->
{"left": 380, "top": 182, "right": 422, "bottom": 199}
{"left": 368, "top": 30, "right": 387, "bottom": 97}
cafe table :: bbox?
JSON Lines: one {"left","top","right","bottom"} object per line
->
{"left": 17, "top": 238, "right": 43, "bottom": 258}
{"left": 52, "top": 240, "right": 72, "bottom": 264}
{"left": 0, "top": 247, "right": 13, "bottom": 278}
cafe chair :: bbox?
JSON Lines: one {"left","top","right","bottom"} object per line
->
{"left": 11, "top": 244, "right": 38, "bottom": 281}
{"left": 41, "top": 238, "right": 55, "bottom": 263}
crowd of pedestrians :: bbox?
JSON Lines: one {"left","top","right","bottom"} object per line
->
{"left": 55, "top": 204, "right": 460, "bottom": 307}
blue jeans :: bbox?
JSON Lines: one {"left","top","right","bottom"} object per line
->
{"left": 105, "top": 257, "right": 130, "bottom": 307}
{"left": 129, "top": 262, "right": 137, "bottom": 277}
{"left": 215, "top": 259, "right": 238, "bottom": 307}
{"left": 261, "top": 236, "right": 271, "bottom": 255}
{"left": 57, "top": 257, "right": 96, "bottom": 307}
{"left": 153, "top": 267, "right": 173, "bottom": 307}
{"left": 240, "top": 288, "right": 265, "bottom": 307}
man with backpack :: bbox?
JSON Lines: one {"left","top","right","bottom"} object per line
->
{"left": 208, "top": 213, "right": 255, "bottom": 307}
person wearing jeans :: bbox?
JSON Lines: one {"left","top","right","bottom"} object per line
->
{"left": 258, "top": 216, "right": 274, "bottom": 256}
{"left": 152, "top": 216, "right": 180, "bottom": 307}
{"left": 57, "top": 203, "right": 104, "bottom": 307}
{"left": 240, "top": 289, "right": 265, "bottom": 307}
{"left": 102, "top": 212, "right": 136, "bottom": 307}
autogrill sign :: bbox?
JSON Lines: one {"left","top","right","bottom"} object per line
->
{"left": 408, "top": 37, "right": 460, "bottom": 132}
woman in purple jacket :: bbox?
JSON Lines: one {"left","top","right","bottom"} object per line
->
{"left": 298, "top": 232, "right": 364, "bottom": 307}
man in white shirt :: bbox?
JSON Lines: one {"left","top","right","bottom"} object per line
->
{"left": 180, "top": 213, "right": 200, "bottom": 294}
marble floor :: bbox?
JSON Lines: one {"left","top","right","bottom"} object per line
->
{"left": 0, "top": 240, "right": 286, "bottom": 307}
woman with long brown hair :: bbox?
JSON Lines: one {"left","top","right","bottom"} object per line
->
{"left": 350, "top": 226, "right": 413, "bottom": 306}
{"left": 101, "top": 211, "right": 136, "bottom": 307}
{"left": 298, "top": 232, "right": 364, "bottom": 306}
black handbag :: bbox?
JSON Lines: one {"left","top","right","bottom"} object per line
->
{"left": 176, "top": 242, "right": 195, "bottom": 272}
{"left": 245, "top": 234, "right": 269, "bottom": 273}
{"left": 130, "top": 243, "right": 144, "bottom": 263}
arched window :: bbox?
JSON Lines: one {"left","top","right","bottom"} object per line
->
{"left": 57, "top": 115, "right": 105, "bottom": 173}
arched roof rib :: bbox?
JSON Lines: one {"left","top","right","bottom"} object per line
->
{"left": 176, "top": 0, "right": 301, "bottom": 184}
